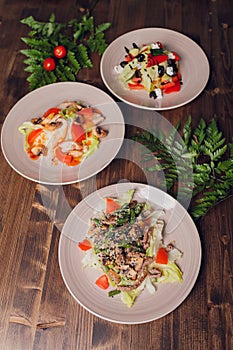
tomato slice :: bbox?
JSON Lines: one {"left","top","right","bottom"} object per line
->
{"left": 155, "top": 247, "right": 168, "bottom": 264}
{"left": 78, "top": 239, "right": 92, "bottom": 251}
{"left": 106, "top": 197, "right": 121, "bottom": 214}
{"left": 71, "top": 123, "right": 86, "bottom": 142}
{"left": 43, "top": 108, "right": 61, "bottom": 118}
{"left": 95, "top": 274, "right": 109, "bottom": 290}
{"left": 27, "top": 128, "right": 43, "bottom": 145}
{"left": 55, "top": 147, "right": 73, "bottom": 164}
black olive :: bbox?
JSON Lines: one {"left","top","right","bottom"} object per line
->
{"left": 135, "top": 70, "right": 141, "bottom": 78}
{"left": 167, "top": 58, "right": 175, "bottom": 65}
{"left": 137, "top": 53, "right": 145, "bottom": 62}
{"left": 120, "top": 61, "right": 128, "bottom": 68}
{"left": 124, "top": 46, "right": 130, "bottom": 54}
{"left": 96, "top": 127, "right": 101, "bottom": 135}
{"left": 158, "top": 65, "right": 165, "bottom": 77}
{"left": 132, "top": 42, "right": 139, "bottom": 49}
{"left": 149, "top": 91, "right": 157, "bottom": 99}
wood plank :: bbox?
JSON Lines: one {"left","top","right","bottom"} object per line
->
{"left": 2, "top": 185, "right": 59, "bottom": 349}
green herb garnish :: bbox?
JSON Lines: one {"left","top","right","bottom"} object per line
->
{"left": 20, "top": 12, "right": 111, "bottom": 90}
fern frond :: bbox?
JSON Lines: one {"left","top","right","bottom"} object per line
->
{"left": 76, "top": 44, "right": 93, "bottom": 68}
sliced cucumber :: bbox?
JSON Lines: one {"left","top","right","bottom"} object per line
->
{"left": 120, "top": 58, "right": 139, "bottom": 81}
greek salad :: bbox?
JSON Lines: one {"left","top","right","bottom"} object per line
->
{"left": 114, "top": 42, "right": 182, "bottom": 99}
{"left": 78, "top": 189, "right": 183, "bottom": 307}
{"left": 18, "top": 101, "right": 108, "bottom": 166}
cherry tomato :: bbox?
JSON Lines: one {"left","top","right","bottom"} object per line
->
{"left": 43, "top": 57, "right": 56, "bottom": 71}
{"left": 27, "top": 128, "right": 43, "bottom": 145}
{"left": 78, "top": 239, "right": 92, "bottom": 251}
{"left": 53, "top": 45, "right": 67, "bottom": 59}
{"left": 106, "top": 197, "right": 121, "bottom": 214}
{"left": 95, "top": 274, "right": 109, "bottom": 290}
{"left": 43, "top": 108, "right": 61, "bottom": 118}
{"left": 155, "top": 247, "right": 168, "bottom": 264}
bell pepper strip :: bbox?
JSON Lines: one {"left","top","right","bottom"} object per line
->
{"left": 125, "top": 54, "right": 133, "bottom": 62}
{"left": 55, "top": 147, "right": 73, "bottom": 164}
{"left": 147, "top": 53, "right": 168, "bottom": 67}
{"left": 27, "top": 128, "right": 43, "bottom": 145}
{"left": 78, "top": 238, "right": 92, "bottom": 251}
{"left": 160, "top": 81, "right": 176, "bottom": 90}
{"left": 163, "top": 81, "right": 181, "bottom": 94}
{"left": 95, "top": 274, "right": 109, "bottom": 290}
{"left": 106, "top": 197, "right": 121, "bottom": 214}
{"left": 71, "top": 123, "right": 86, "bottom": 142}
{"left": 156, "top": 247, "right": 168, "bottom": 264}
{"left": 128, "top": 82, "right": 145, "bottom": 90}
{"left": 43, "top": 107, "right": 61, "bottom": 118}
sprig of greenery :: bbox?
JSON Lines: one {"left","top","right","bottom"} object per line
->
{"left": 20, "top": 12, "right": 111, "bottom": 90}
{"left": 133, "top": 116, "right": 233, "bottom": 220}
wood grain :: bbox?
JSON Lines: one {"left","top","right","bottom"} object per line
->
{"left": 0, "top": 1, "right": 232, "bottom": 349}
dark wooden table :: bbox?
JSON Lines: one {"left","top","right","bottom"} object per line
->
{"left": 0, "top": 1, "right": 232, "bottom": 349}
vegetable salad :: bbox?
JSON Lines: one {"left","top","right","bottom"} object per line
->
{"left": 78, "top": 189, "right": 183, "bottom": 307}
{"left": 115, "top": 42, "right": 182, "bottom": 99}
{"left": 18, "top": 101, "right": 108, "bottom": 166}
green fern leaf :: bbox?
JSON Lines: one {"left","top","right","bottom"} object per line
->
{"left": 183, "top": 115, "right": 192, "bottom": 145}
{"left": 67, "top": 51, "right": 81, "bottom": 73}
{"left": 21, "top": 37, "right": 52, "bottom": 51}
{"left": 76, "top": 44, "right": 93, "bottom": 68}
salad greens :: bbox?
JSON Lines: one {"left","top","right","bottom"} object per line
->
{"left": 79, "top": 189, "right": 183, "bottom": 308}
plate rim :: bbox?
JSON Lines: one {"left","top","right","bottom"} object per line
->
{"left": 100, "top": 27, "right": 210, "bottom": 111}
{"left": 58, "top": 182, "right": 202, "bottom": 324}
{"left": 1, "top": 82, "right": 125, "bottom": 185}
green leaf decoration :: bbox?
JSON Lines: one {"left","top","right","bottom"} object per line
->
{"left": 133, "top": 117, "right": 233, "bottom": 220}
{"left": 76, "top": 44, "right": 93, "bottom": 68}
{"left": 20, "top": 12, "right": 111, "bottom": 90}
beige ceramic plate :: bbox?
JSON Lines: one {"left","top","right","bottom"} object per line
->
{"left": 58, "top": 183, "right": 202, "bottom": 324}
{"left": 100, "top": 28, "right": 209, "bottom": 110}
{"left": 1, "top": 82, "right": 125, "bottom": 185}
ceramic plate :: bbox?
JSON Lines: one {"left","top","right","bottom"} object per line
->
{"left": 58, "top": 182, "right": 202, "bottom": 324}
{"left": 100, "top": 28, "right": 209, "bottom": 110}
{"left": 1, "top": 82, "right": 125, "bottom": 185}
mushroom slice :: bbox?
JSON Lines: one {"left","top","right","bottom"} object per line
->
{"left": 92, "top": 126, "right": 108, "bottom": 138}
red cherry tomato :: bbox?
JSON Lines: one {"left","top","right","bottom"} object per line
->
{"left": 43, "top": 108, "right": 61, "bottom": 118}
{"left": 155, "top": 247, "right": 168, "bottom": 264}
{"left": 95, "top": 274, "right": 109, "bottom": 290}
{"left": 106, "top": 197, "right": 121, "bottom": 214}
{"left": 43, "top": 57, "right": 56, "bottom": 71}
{"left": 53, "top": 45, "right": 67, "bottom": 59}
{"left": 27, "top": 128, "right": 43, "bottom": 145}
{"left": 78, "top": 239, "right": 92, "bottom": 251}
